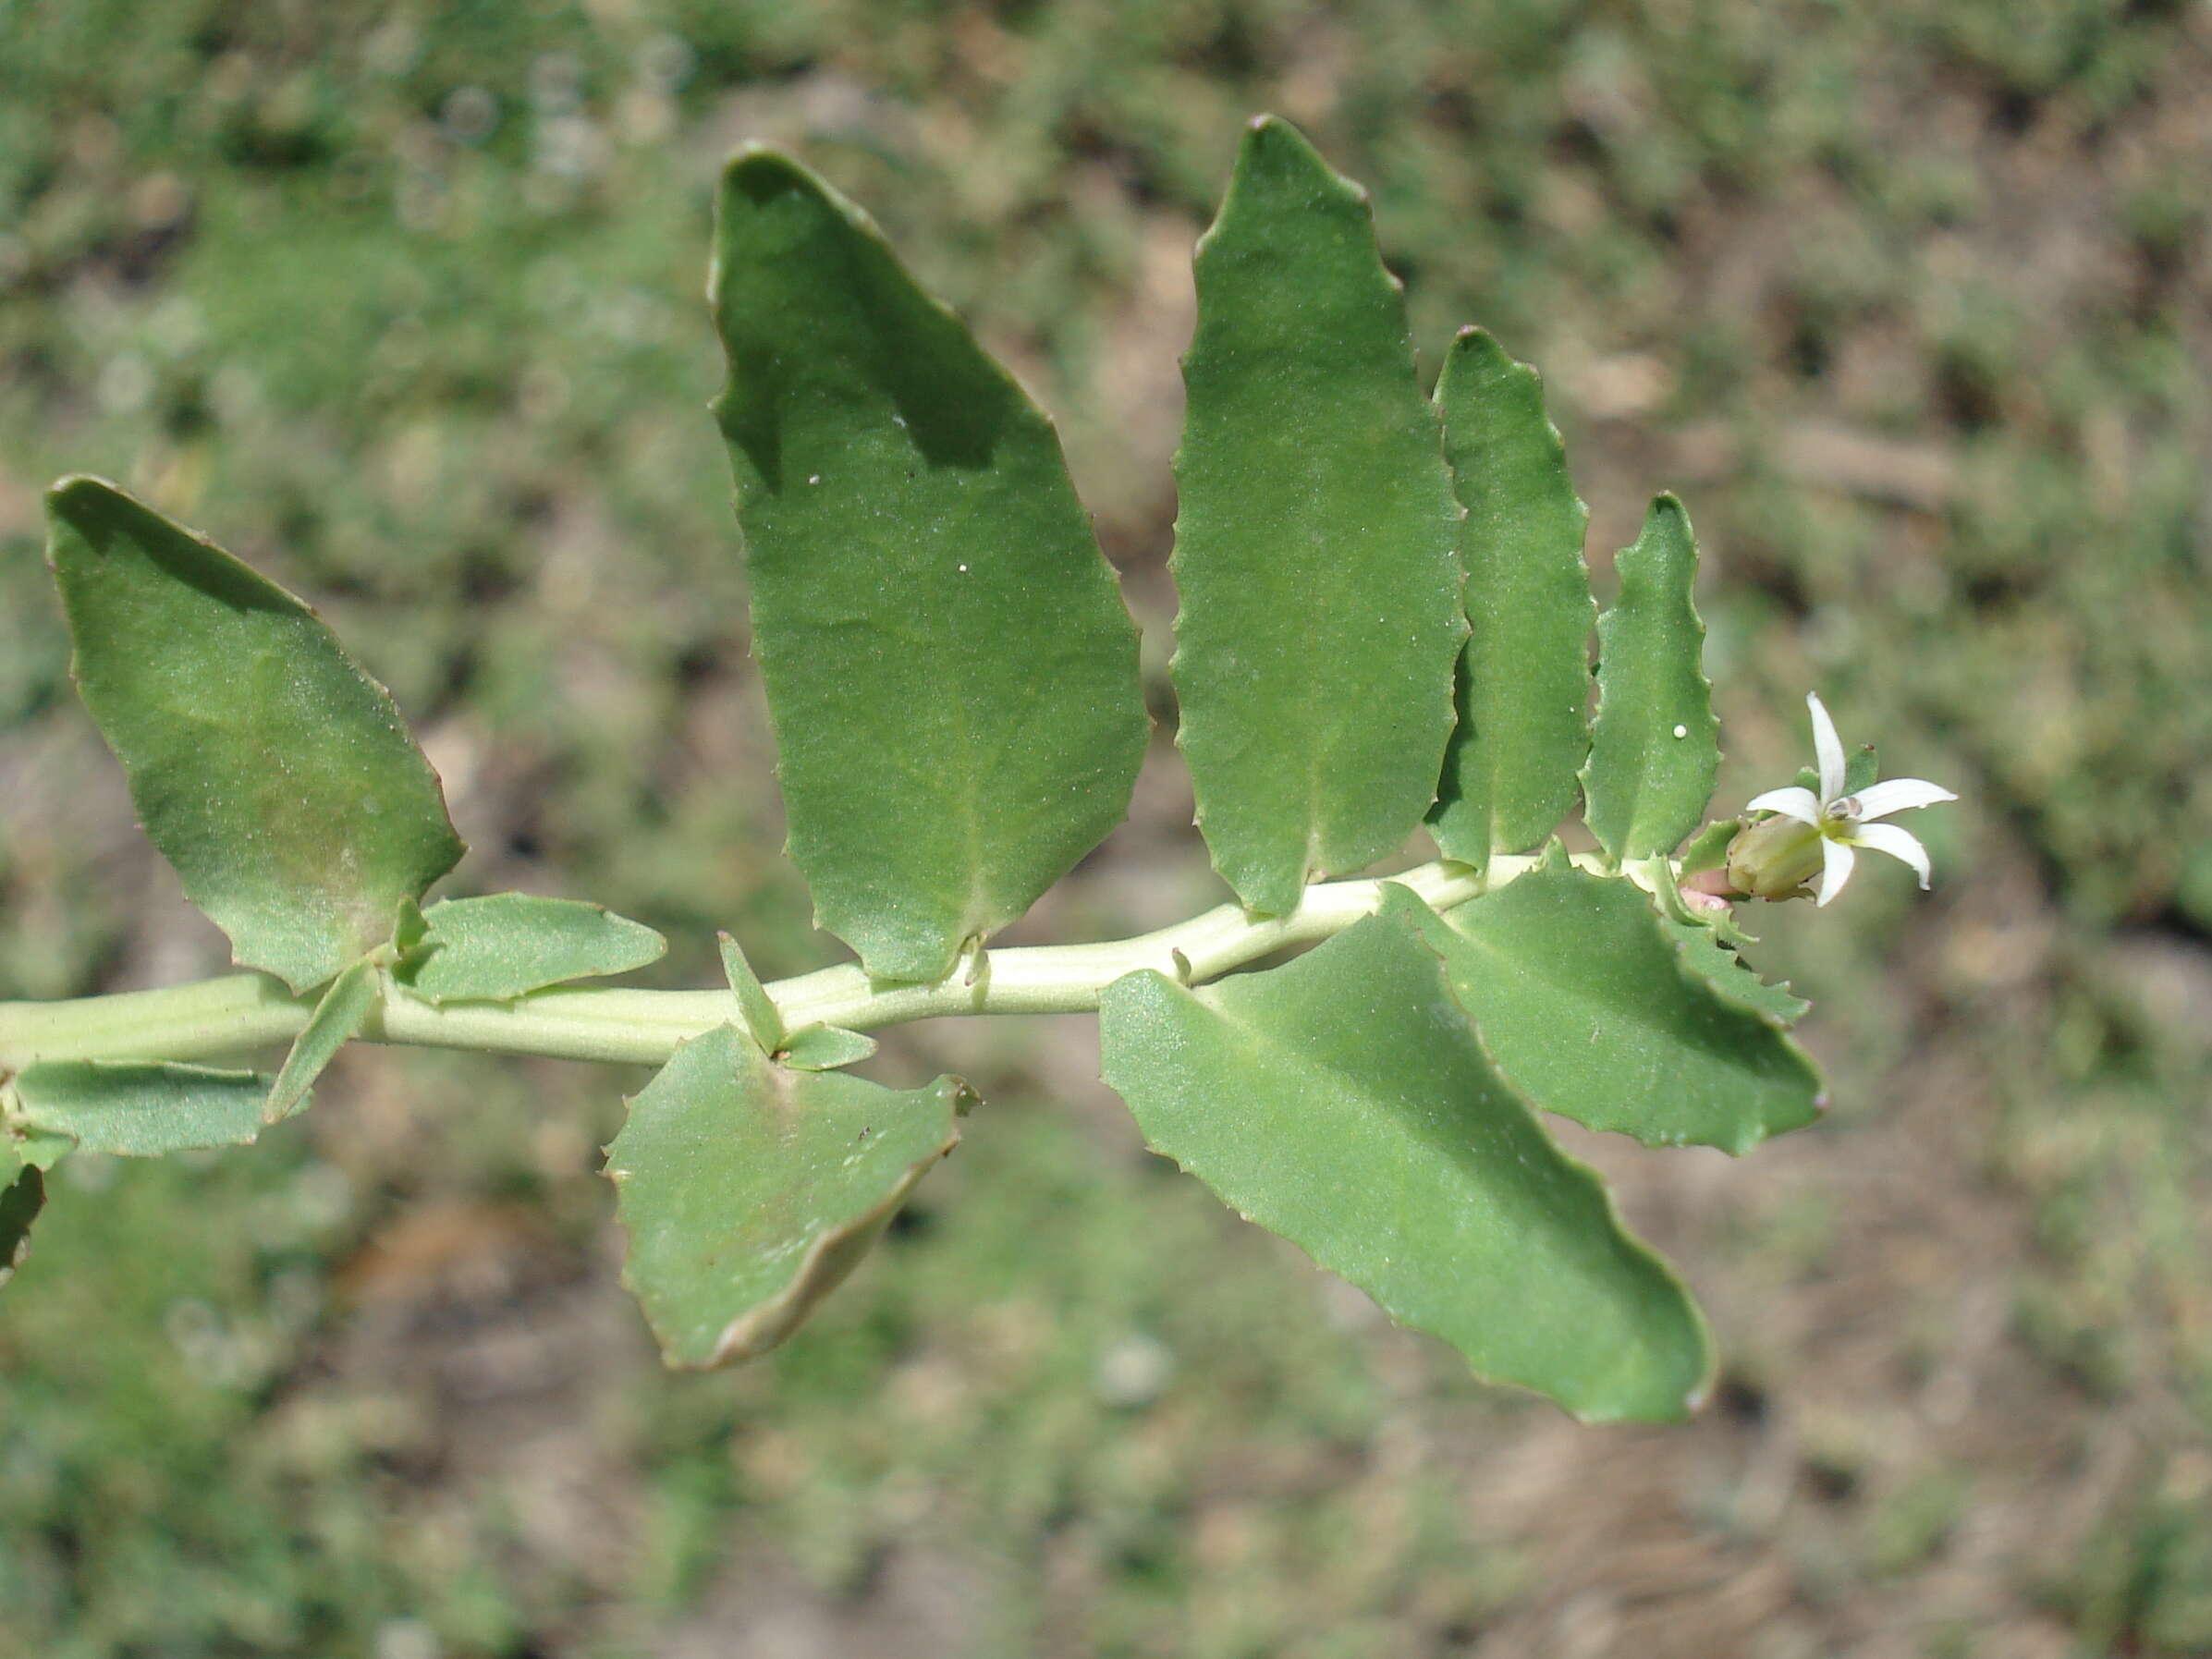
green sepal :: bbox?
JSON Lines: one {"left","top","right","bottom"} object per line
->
{"left": 776, "top": 1025, "right": 878, "bottom": 1071}
{"left": 712, "top": 149, "right": 1148, "bottom": 982}
{"left": 263, "top": 958, "right": 380, "bottom": 1123}
{"left": 1408, "top": 846, "right": 1821, "bottom": 1153}
{"left": 45, "top": 478, "right": 464, "bottom": 993}
{"left": 1847, "top": 743, "right": 1879, "bottom": 793}
{"left": 1580, "top": 495, "right": 1719, "bottom": 865}
{"left": 606, "top": 1024, "right": 968, "bottom": 1367}
{"left": 1169, "top": 116, "right": 1466, "bottom": 915}
{"left": 0, "top": 1165, "right": 43, "bottom": 1290}
{"left": 1792, "top": 743, "right": 1878, "bottom": 799}
{"left": 1428, "top": 327, "right": 1594, "bottom": 874}
{"left": 400, "top": 894, "right": 666, "bottom": 1004}
{"left": 13, "top": 1060, "right": 273, "bottom": 1154}
{"left": 718, "top": 933, "right": 786, "bottom": 1055}
{"left": 1098, "top": 887, "right": 1712, "bottom": 1423}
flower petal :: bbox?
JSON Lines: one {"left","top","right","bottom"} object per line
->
{"left": 1851, "top": 777, "right": 1958, "bottom": 820}
{"left": 1743, "top": 786, "right": 1823, "bottom": 824}
{"left": 1846, "top": 822, "right": 1933, "bottom": 889}
{"left": 1813, "top": 836, "right": 1855, "bottom": 907}
{"left": 1807, "top": 692, "right": 1846, "bottom": 804}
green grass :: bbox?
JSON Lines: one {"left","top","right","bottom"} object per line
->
{"left": 4, "top": 0, "right": 2211, "bottom": 1652}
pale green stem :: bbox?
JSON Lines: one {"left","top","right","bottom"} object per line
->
{"left": 0, "top": 852, "right": 1634, "bottom": 1073}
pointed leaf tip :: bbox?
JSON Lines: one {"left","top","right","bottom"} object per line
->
{"left": 264, "top": 957, "right": 380, "bottom": 1123}
{"left": 720, "top": 145, "right": 821, "bottom": 206}
{"left": 718, "top": 933, "right": 787, "bottom": 1055}
{"left": 1240, "top": 111, "right": 1317, "bottom": 158}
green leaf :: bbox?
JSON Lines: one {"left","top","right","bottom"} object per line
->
{"left": 1169, "top": 116, "right": 1466, "bottom": 916}
{"left": 1098, "top": 888, "right": 1711, "bottom": 1422}
{"left": 1639, "top": 848, "right": 1758, "bottom": 948}
{"left": 1409, "top": 848, "right": 1821, "bottom": 1153}
{"left": 718, "top": 933, "right": 786, "bottom": 1055}
{"left": 45, "top": 478, "right": 465, "bottom": 993}
{"left": 1792, "top": 743, "right": 1877, "bottom": 799}
{"left": 776, "top": 1025, "right": 877, "bottom": 1071}
{"left": 1678, "top": 818, "right": 1739, "bottom": 878}
{"left": 1661, "top": 917, "right": 1812, "bottom": 1028}
{"left": 712, "top": 151, "right": 1148, "bottom": 983}
{"left": 403, "top": 894, "right": 666, "bottom": 1004}
{"left": 1429, "top": 328, "right": 1594, "bottom": 873}
{"left": 12, "top": 1060, "right": 271, "bottom": 1154}
{"left": 605, "top": 1024, "right": 967, "bottom": 1366}
{"left": 1580, "top": 495, "right": 1719, "bottom": 865}
{"left": 0, "top": 1165, "right": 42, "bottom": 1290}
{"left": 263, "top": 958, "right": 379, "bottom": 1123}
{"left": 9, "top": 1128, "right": 72, "bottom": 1172}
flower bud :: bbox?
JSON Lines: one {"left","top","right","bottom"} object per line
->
{"left": 1724, "top": 814, "right": 1824, "bottom": 902}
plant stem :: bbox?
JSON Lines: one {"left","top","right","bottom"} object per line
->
{"left": 0, "top": 852, "right": 1613, "bottom": 1073}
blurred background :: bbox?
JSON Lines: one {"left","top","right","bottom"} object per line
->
{"left": 2, "top": 2, "right": 2209, "bottom": 1654}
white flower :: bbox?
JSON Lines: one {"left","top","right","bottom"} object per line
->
{"left": 1739, "top": 693, "right": 1958, "bottom": 907}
